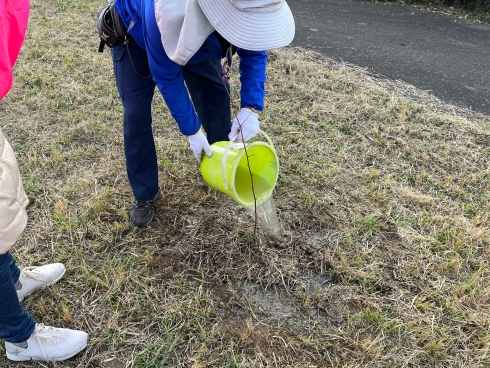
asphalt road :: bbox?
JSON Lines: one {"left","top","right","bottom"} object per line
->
{"left": 289, "top": 0, "right": 490, "bottom": 115}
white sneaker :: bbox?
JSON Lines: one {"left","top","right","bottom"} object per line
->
{"left": 16, "top": 263, "right": 66, "bottom": 302}
{"left": 5, "top": 324, "right": 88, "bottom": 361}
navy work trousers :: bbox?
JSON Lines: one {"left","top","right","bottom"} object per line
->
{"left": 0, "top": 252, "right": 35, "bottom": 343}
{"left": 111, "top": 40, "right": 231, "bottom": 200}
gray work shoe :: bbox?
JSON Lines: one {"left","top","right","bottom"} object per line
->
{"left": 129, "top": 189, "right": 160, "bottom": 227}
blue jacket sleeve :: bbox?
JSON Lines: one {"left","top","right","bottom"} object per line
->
{"left": 141, "top": 0, "right": 200, "bottom": 136}
{"left": 237, "top": 49, "right": 267, "bottom": 111}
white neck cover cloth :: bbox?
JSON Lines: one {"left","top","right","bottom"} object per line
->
{"left": 154, "top": 0, "right": 215, "bottom": 66}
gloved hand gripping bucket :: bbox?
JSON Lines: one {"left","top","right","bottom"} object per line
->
{"left": 200, "top": 131, "right": 278, "bottom": 209}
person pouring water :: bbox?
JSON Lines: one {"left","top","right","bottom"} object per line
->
{"left": 110, "top": 0, "right": 295, "bottom": 226}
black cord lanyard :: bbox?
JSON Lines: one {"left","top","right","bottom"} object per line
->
{"left": 124, "top": 37, "right": 152, "bottom": 79}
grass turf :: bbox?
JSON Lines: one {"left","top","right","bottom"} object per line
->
{"left": 0, "top": 0, "right": 489, "bottom": 366}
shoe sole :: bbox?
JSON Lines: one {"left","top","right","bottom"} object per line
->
{"left": 6, "top": 341, "right": 87, "bottom": 361}
{"left": 18, "top": 267, "right": 67, "bottom": 303}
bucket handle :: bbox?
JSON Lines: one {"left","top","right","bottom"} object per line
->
{"left": 221, "top": 130, "right": 275, "bottom": 191}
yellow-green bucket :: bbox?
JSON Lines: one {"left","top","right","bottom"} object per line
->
{"left": 200, "top": 131, "right": 279, "bottom": 209}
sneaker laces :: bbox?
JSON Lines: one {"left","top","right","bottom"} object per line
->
{"left": 31, "top": 324, "right": 67, "bottom": 359}
{"left": 20, "top": 267, "right": 46, "bottom": 281}
{"left": 133, "top": 199, "right": 153, "bottom": 210}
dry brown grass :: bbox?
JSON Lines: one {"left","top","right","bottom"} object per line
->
{"left": 0, "top": 0, "right": 489, "bottom": 366}
{"left": 374, "top": 0, "right": 490, "bottom": 23}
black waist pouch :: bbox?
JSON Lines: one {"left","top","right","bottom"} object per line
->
{"left": 97, "top": 1, "right": 128, "bottom": 53}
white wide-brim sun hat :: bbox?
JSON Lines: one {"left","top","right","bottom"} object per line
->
{"left": 197, "top": 0, "right": 295, "bottom": 51}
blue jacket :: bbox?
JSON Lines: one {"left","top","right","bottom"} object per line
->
{"left": 114, "top": 0, "right": 267, "bottom": 136}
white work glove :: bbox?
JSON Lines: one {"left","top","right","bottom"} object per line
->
{"left": 229, "top": 107, "right": 260, "bottom": 142}
{"left": 188, "top": 128, "right": 212, "bottom": 163}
